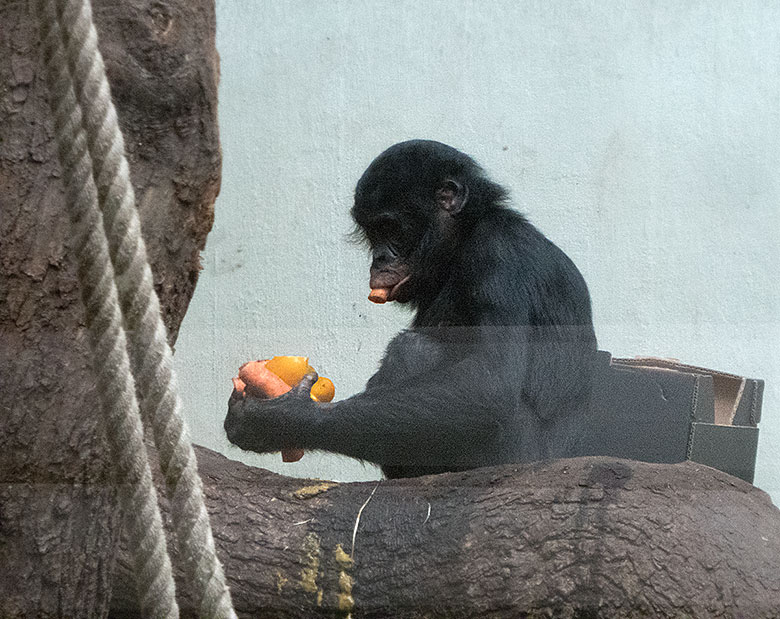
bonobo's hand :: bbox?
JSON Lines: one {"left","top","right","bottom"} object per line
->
{"left": 224, "top": 372, "right": 319, "bottom": 454}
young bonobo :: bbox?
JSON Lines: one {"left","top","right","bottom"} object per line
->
{"left": 225, "top": 140, "right": 597, "bottom": 479}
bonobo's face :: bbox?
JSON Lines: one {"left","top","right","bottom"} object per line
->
{"left": 351, "top": 186, "right": 426, "bottom": 304}
{"left": 352, "top": 140, "right": 471, "bottom": 304}
{"left": 354, "top": 211, "right": 416, "bottom": 303}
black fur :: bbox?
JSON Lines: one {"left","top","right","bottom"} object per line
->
{"left": 225, "top": 140, "right": 597, "bottom": 479}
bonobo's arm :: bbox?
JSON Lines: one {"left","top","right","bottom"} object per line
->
{"left": 225, "top": 365, "right": 502, "bottom": 472}
{"left": 224, "top": 329, "right": 526, "bottom": 473}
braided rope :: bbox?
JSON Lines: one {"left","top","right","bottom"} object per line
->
{"left": 38, "top": 0, "right": 236, "bottom": 616}
{"left": 36, "top": 1, "right": 179, "bottom": 616}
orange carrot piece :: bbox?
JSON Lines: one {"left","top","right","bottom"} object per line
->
{"left": 281, "top": 448, "right": 305, "bottom": 462}
{"left": 368, "top": 287, "right": 391, "bottom": 304}
{"left": 238, "top": 360, "right": 290, "bottom": 398}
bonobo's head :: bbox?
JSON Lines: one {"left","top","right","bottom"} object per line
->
{"left": 352, "top": 140, "right": 507, "bottom": 305}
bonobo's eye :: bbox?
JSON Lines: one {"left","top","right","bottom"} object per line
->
{"left": 365, "top": 214, "right": 403, "bottom": 247}
{"left": 378, "top": 220, "right": 402, "bottom": 242}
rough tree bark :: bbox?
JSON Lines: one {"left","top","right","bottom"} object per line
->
{"left": 0, "top": 1, "right": 220, "bottom": 616}
{"left": 110, "top": 449, "right": 780, "bottom": 618}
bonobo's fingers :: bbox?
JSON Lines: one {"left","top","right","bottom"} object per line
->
{"left": 228, "top": 385, "right": 245, "bottom": 407}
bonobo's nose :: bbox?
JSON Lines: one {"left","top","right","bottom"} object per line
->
{"left": 371, "top": 243, "right": 398, "bottom": 270}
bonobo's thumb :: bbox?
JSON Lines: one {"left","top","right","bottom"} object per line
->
{"left": 292, "top": 371, "right": 319, "bottom": 396}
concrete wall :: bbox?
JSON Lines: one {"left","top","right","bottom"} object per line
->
{"left": 173, "top": 1, "right": 780, "bottom": 501}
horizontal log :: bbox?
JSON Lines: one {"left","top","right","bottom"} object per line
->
{"left": 110, "top": 450, "right": 780, "bottom": 618}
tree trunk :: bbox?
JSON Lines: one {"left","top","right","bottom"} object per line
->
{"left": 0, "top": 1, "right": 220, "bottom": 616}
{"left": 110, "top": 449, "right": 780, "bottom": 619}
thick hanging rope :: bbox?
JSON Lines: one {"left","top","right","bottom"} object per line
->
{"left": 36, "top": 0, "right": 236, "bottom": 617}
{"left": 36, "top": 2, "right": 179, "bottom": 617}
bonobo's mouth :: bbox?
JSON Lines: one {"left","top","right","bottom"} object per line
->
{"left": 388, "top": 275, "right": 411, "bottom": 302}
{"left": 368, "top": 274, "right": 412, "bottom": 304}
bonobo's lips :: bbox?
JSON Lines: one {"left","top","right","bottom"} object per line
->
{"left": 387, "top": 275, "right": 411, "bottom": 302}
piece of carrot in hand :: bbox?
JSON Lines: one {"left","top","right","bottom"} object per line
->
{"left": 238, "top": 360, "right": 290, "bottom": 398}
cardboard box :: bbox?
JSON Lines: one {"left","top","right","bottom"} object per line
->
{"left": 577, "top": 352, "right": 763, "bottom": 483}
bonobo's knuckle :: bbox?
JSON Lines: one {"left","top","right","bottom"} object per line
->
{"left": 223, "top": 405, "right": 242, "bottom": 445}
{"left": 228, "top": 387, "right": 245, "bottom": 407}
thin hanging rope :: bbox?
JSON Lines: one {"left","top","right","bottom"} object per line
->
{"left": 35, "top": 1, "right": 179, "bottom": 616}
{"left": 37, "top": 0, "right": 236, "bottom": 616}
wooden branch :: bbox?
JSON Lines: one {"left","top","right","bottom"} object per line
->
{"left": 111, "top": 450, "right": 780, "bottom": 618}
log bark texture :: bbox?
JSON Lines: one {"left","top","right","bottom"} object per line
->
{"left": 112, "top": 449, "right": 780, "bottom": 619}
{"left": 0, "top": 1, "right": 219, "bottom": 616}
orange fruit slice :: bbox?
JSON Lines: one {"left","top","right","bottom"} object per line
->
{"left": 310, "top": 376, "right": 335, "bottom": 402}
{"left": 265, "top": 355, "right": 315, "bottom": 387}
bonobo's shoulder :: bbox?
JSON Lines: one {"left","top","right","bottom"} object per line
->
{"left": 475, "top": 206, "right": 536, "bottom": 231}
{"left": 464, "top": 207, "right": 581, "bottom": 283}
{"left": 468, "top": 208, "right": 547, "bottom": 254}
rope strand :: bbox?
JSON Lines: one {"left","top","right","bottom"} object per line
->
{"left": 36, "top": 1, "right": 179, "bottom": 615}
{"left": 37, "top": 0, "right": 236, "bottom": 616}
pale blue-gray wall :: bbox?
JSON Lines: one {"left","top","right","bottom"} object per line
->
{"left": 173, "top": 1, "right": 780, "bottom": 502}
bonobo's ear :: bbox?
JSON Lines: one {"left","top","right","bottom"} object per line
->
{"left": 435, "top": 179, "right": 468, "bottom": 215}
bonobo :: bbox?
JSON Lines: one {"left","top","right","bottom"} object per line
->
{"left": 225, "top": 140, "right": 597, "bottom": 479}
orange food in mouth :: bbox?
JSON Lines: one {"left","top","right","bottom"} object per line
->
{"left": 368, "top": 287, "right": 391, "bottom": 304}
